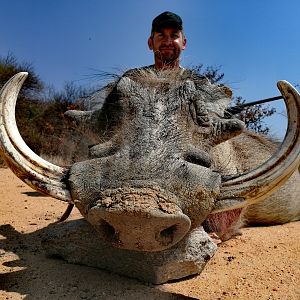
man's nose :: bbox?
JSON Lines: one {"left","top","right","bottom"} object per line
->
{"left": 162, "top": 36, "right": 173, "bottom": 45}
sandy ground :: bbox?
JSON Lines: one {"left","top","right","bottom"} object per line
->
{"left": 0, "top": 167, "right": 300, "bottom": 300}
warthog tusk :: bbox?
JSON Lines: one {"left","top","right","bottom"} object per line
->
{"left": 0, "top": 72, "right": 72, "bottom": 202}
{"left": 216, "top": 80, "right": 300, "bottom": 211}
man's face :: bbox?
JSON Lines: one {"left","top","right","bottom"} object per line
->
{"left": 148, "top": 27, "right": 186, "bottom": 67}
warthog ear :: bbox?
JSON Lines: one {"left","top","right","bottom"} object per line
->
{"left": 213, "top": 80, "right": 300, "bottom": 213}
{"left": 0, "top": 72, "right": 72, "bottom": 202}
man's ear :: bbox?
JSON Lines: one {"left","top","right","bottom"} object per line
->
{"left": 182, "top": 37, "right": 187, "bottom": 50}
{"left": 148, "top": 37, "right": 153, "bottom": 50}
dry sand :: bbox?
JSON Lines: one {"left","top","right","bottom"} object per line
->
{"left": 0, "top": 167, "right": 300, "bottom": 300}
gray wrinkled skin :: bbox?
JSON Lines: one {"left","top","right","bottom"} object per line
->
{"left": 65, "top": 69, "right": 300, "bottom": 250}
{"left": 66, "top": 69, "right": 245, "bottom": 251}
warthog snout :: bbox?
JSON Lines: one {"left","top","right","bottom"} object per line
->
{"left": 87, "top": 187, "right": 191, "bottom": 251}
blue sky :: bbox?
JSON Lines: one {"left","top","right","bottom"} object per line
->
{"left": 1, "top": 0, "right": 300, "bottom": 138}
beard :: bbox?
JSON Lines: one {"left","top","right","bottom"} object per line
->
{"left": 155, "top": 49, "right": 180, "bottom": 65}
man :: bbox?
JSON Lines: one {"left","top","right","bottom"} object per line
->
{"left": 147, "top": 11, "right": 186, "bottom": 70}
{"left": 121, "top": 11, "right": 188, "bottom": 78}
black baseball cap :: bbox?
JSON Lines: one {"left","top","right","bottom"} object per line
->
{"left": 151, "top": 11, "right": 183, "bottom": 33}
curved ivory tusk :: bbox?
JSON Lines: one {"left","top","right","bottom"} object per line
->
{"left": 0, "top": 72, "right": 72, "bottom": 202}
{"left": 217, "top": 80, "right": 300, "bottom": 211}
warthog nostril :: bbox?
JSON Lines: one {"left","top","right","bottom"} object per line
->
{"left": 157, "top": 224, "right": 178, "bottom": 246}
{"left": 97, "top": 219, "right": 118, "bottom": 243}
{"left": 88, "top": 200, "right": 191, "bottom": 251}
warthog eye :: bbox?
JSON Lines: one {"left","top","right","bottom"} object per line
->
{"left": 88, "top": 141, "right": 119, "bottom": 159}
{"left": 184, "top": 149, "right": 212, "bottom": 168}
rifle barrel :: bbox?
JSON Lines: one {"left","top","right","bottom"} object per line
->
{"left": 237, "top": 96, "right": 283, "bottom": 108}
{"left": 228, "top": 95, "right": 283, "bottom": 115}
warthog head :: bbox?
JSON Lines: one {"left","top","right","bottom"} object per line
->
{"left": 1, "top": 70, "right": 300, "bottom": 252}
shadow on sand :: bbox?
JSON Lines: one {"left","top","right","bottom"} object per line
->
{"left": 21, "top": 191, "right": 46, "bottom": 197}
{"left": 0, "top": 223, "right": 196, "bottom": 300}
